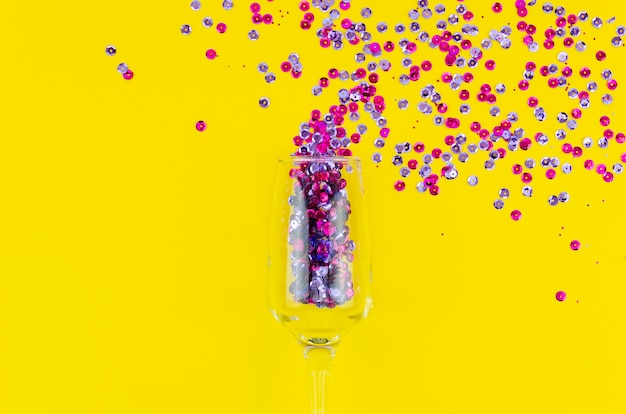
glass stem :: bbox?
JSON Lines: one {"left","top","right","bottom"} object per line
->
{"left": 302, "top": 344, "right": 336, "bottom": 414}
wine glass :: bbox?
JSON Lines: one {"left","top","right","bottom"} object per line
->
{"left": 267, "top": 156, "right": 372, "bottom": 414}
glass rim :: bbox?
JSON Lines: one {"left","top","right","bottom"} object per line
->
{"left": 278, "top": 155, "right": 361, "bottom": 163}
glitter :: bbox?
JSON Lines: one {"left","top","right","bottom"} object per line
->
{"left": 105, "top": 45, "right": 116, "bottom": 56}
{"left": 196, "top": 120, "right": 206, "bottom": 132}
{"left": 555, "top": 291, "right": 567, "bottom": 301}
{"left": 181, "top": 24, "right": 192, "bottom": 35}
{"left": 191, "top": 0, "right": 202, "bottom": 10}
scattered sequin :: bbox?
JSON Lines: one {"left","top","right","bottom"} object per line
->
{"left": 259, "top": 97, "right": 270, "bottom": 108}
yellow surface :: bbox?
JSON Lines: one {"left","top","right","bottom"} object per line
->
{"left": 1, "top": 1, "right": 625, "bottom": 413}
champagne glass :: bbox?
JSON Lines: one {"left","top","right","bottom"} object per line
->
{"left": 268, "top": 156, "right": 372, "bottom": 414}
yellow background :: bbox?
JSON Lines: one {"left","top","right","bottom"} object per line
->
{"left": 1, "top": 1, "right": 625, "bottom": 412}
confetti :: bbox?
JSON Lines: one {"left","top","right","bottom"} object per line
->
{"left": 161, "top": 0, "right": 626, "bottom": 306}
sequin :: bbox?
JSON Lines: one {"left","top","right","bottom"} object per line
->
{"left": 570, "top": 240, "right": 580, "bottom": 251}
{"left": 216, "top": 22, "right": 227, "bottom": 33}
{"left": 105, "top": 45, "right": 116, "bottom": 56}
{"left": 205, "top": 49, "right": 217, "bottom": 59}
{"left": 265, "top": 73, "right": 276, "bottom": 83}
{"left": 510, "top": 210, "right": 522, "bottom": 221}
{"left": 123, "top": 70, "right": 134, "bottom": 80}
{"left": 196, "top": 120, "right": 206, "bottom": 132}
{"left": 191, "top": 0, "right": 202, "bottom": 10}
{"left": 556, "top": 291, "right": 567, "bottom": 301}
{"left": 117, "top": 63, "right": 129, "bottom": 74}
{"left": 592, "top": 17, "right": 603, "bottom": 28}
{"left": 248, "top": 30, "right": 259, "bottom": 41}
{"left": 562, "top": 163, "right": 572, "bottom": 174}
{"left": 202, "top": 17, "right": 213, "bottom": 28}
{"left": 181, "top": 24, "right": 192, "bottom": 35}
{"left": 548, "top": 195, "right": 559, "bottom": 206}
{"left": 467, "top": 175, "right": 478, "bottom": 186}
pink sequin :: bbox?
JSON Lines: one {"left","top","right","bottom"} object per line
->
{"left": 555, "top": 291, "right": 567, "bottom": 301}
{"left": 511, "top": 210, "right": 522, "bottom": 221}
{"left": 518, "top": 80, "right": 530, "bottom": 90}
{"left": 394, "top": 180, "right": 405, "bottom": 191}
{"left": 608, "top": 80, "right": 618, "bottom": 90}
{"left": 570, "top": 240, "right": 580, "bottom": 251}
{"left": 123, "top": 70, "right": 134, "bottom": 80}
{"left": 572, "top": 147, "right": 583, "bottom": 158}
{"left": 205, "top": 49, "right": 217, "bottom": 59}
